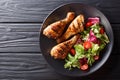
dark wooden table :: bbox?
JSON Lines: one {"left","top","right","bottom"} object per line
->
{"left": 0, "top": 0, "right": 119, "bottom": 80}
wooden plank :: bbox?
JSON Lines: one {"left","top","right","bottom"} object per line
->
{"left": 0, "top": 23, "right": 40, "bottom": 52}
{"left": 0, "top": 53, "right": 119, "bottom": 80}
{"left": 112, "top": 24, "right": 120, "bottom": 55}
{"left": 0, "top": 23, "right": 118, "bottom": 55}
{"left": 0, "top": 0, "right": 119, "bottom": 23}
{"left": 0, "top": 53, "right": 62, "bottom": 80}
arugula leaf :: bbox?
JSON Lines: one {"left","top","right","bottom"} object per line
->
{"left": 91, "top": 44, "right": 100, "bottom": 55}
{"left": 99, "top": 43, "right": 106, "bottom": 51}
{"left": 91, "top": 23, "right": 100, "bottom": 34}
{"left": 74, "top": 44, "right": 84, "bottom": 54}
{"left": 64, "top": 44, "right": 85, "bottom": 69}
{"left": 96, "top": 34, "right": 102, "bottom": 38}
{"left": 102, "top": 33, "right": 110, "bottom": 43}
{"left": 81, "top": 31, "right": 89, "bottom": 41}
{"left": 86, "top": 54, "right": 95, "bottom": 66}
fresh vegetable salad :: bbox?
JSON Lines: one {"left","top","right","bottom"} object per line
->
{"left": 64, "top": 17, "right": 109, "bottom": 70}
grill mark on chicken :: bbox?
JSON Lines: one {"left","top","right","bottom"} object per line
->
{"left": 65, "top": 41, "right": 72, "bottom": 48}
{"left": 57, "top": 49, "right": 64, "bottom": 55}
{"left": 51, "top": 25, "right": 60, "bottom": 34}
{"left": 59, "top": 43, "right": 70, "bottom": 56}
{"left": 45, "top": 28, "right": 58, "bottom": 39}
{"left": 77, "top": 19, "right": 81, "bottom": 29}
{"left": 74, "top": 19, "right": 79, "bottom": 30}
{"left": 72, "top": 23, "right": 76, "bottom": 31}
{"left": 59, "top": 45, "right": 66, "bottom": 55}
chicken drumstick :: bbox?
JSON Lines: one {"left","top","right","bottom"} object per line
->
{"left": 57, "top": 14, "right": 84, "bottom": 43}
{"left": 50, "top": 34, "right": 80, "bottom": 59}
{"left": 43, "top": 12, "right": 75, "bottom": 39}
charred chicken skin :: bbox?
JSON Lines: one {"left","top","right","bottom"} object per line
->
{"left": 43, "top": 12, "right": 75, "bottom": 39}
{"left": 57, "top": 14, "right": 84, "bottom": 43}
{"left": 50, "top": 34, "right": 80, "bottom": 59}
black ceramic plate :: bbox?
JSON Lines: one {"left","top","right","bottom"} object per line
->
{"left": 40, "top": 3, "right": 114, "bottom": 77}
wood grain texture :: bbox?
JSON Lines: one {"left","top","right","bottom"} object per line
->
{"left": 0, "top": 52, "right": 119, "bottom": 80}
{"left": 0, "top": 23, "right": 119, "bottom": 80}
{"left": 0, "top": 53, "right": 63, "bottom": 80}
{"left": 0, "top": 0, "right": 119, "bottom": 80}
{"left": 0, "top": 0, "right": 119, "bottom": 23}
{"left": 0, "top": 23, "right": 118, "bottom": 55}
{"left": 0, "top": 23, "right": 40, "bottom": 52}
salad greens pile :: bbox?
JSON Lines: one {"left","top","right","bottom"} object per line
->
{"left": 64, "top": 17, "right": 109, "bottom": 70}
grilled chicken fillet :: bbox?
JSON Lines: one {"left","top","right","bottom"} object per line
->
{"left": 50, "top": 34, "right": 80, "bottom": 59}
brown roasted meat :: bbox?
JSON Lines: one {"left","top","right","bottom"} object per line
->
{"left": 50, "top": 34, "right": 80, "bottom": 59}
{"left": 43, "top": 12, "right": 75, "bottom": 39}
{"left": 57, "top": 14, "right": 84, "bottom": 43}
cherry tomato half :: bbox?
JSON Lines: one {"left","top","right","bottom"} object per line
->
{"left": 86, "top": 21, "right": 93, "bottom": 28}
{"left": 83, "top": 41, "right": 92, "bottom": 50}
{"left": 94, "top": 55, "right": 99, "bottom": 60}
{"left": 70, "top": 48, "right": 76, "bottom": 56}
{"left": 100, "top": 27, "right": 104, "bottom": 34}
{"left": 80, "top": 64, "right": 88, "bottom": 70}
